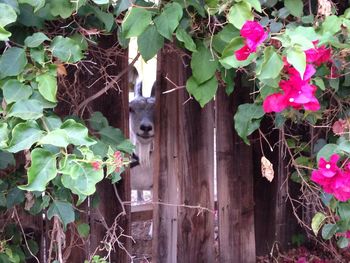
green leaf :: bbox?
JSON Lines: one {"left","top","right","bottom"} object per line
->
{"left": 212, "top": 24, "right": 239, "bottom": 54}
{"left": 114, "top": 0, "right": 131, "bottom": 16}
{"left": 0, "top": 26, "right": 11, "bottom": 41}
{"left": 321, "top": 223, "right": 338, "bottom": 240}
{"left": 186, "top": 76, "right": 218, "bottom": 107}
{"left": 338, "top": 202, "right": 350, "bottom": 220}
{"left": 90, "top": 6, "right": 115, "bottom": 32}
{"left": 77, "top": 223, "right": 90, "bottom": 238}
{"left": 2, "top": 79, "right": 32, "bottom": 104}
{"left": 88, "top": 112, "right": 108, "bottom": 131}
{"left": 337, "top": 236, "right": 349, "bottom": 249}
{"left": 50, "top": 36, "right": 83, "bottom": 63}
{"left": 191, "top": 44, "right": 218, "bottom": 84}
{"left": 228, "top": 2, "right": 254, "bottom": 29}
{"left": 0, "top": 48, "right": 28, "bottom": 78}
{"left": 30, "top": 48, "right": 45, "bottom": 65}
{"left": 284, "top": 0, "right": 303, "bottom": 17}
{"left": 316, "top": 144, "right": 338, "bottom": 163}
{"left": 6, "top": 121, "right": 44, "bottom": 153}
{"left": 7, "top": 99, "right": 44, "bottom": 120}
{"left": 138, "top": 25, "right": 164, "bottom": 62}
{"left": 18, "top": 0, "right": 45, "bottom": 12}
{"left": 246, "top": 0, "right": 261, "bottom": 12}
{"left": 61, "top": 119, "right": 96, "bottom": 146}
{"left": 0, "top": 151, "right": 14, "bottom": 169}
{"left": 6, "top": 187, "right": 24, "bottom": 208}
{"left": 286, "top": 47, "right": 306, "bottom": 79}
{"left": 47, "top": 200, "right": 75, "bottom": 227}
{"left": 176, "top": 27, "right": 196, "bottom": 52}
{"left": 311, "top": 212, "right": 326, "bottom": 236}
{"left": 30, "top": 90, "right": 57, "bottom": 109}
{"left": 36, "top": 73, "right": 57, "bottom": 102}
{"left": 50, "top": 0, "right": 74, "bottom": 19}
{"left": 321, "top": 16, "right": 342, "bottom": 35}
{"left": 313, "top": 77, "right": 325, "bottom": 91}
{"left": 39, "top": 129, "right": 70, "bottom": 148}
{"left": 19, "top": 148, "right": 57, "bottom": 191}
{"left": 98, "top": 126, "right": 134, "bottom": 153}
{"left": 42, "top": 115, "right": 62, "bottom": 131}
{"left": 61, "top": 161, "right": 104, "bottom": 196}
{"left": 234, "top": 103, "right": 265, "bottom": 145}
{"left": 154, "top": 2, "right": 183, "bottom": 40}
{"left": 122, "top": 8, "right": 152, "bottom": 38}
{"left": 24, "top": 32, "right": 49, "bottom": 47}
{"left": 0, "top": 3, "right": 17, "bottom": 27}
{"left": 257, "top": 46, "right": 283, "bottom": 80}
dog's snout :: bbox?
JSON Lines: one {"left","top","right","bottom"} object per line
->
{"left": 140, "top": 124, "right": 153, "bottom": 132}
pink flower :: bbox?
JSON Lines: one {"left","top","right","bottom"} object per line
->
{"left": 332, "top": 174, "right": 350, "bottom": 201}
{"left": 305, "top": 42, "right": 331, "bottom": 66}
{"left": 311, "top": 154, "right": 350, "bottom": 202}
{"left": 318, "top": 154, "right": 340, "bottom": 178}
{"left": 235, "top": 45, "right": 251, "bottom": 61}
{"left": 287, "top": 64, "right": 316, "bottom": 81}
{"left": 91, "top": 161, "right": 101, "bottom": 171}
{"left": 311, "top": 154, "right": 340, "bottom": 193}
{"left": 240, "top": 21, "right": 268, "bottom": 51}
{"left": 234, "top": 21, "right": 267, "bottom": 61}
{"left": 263, "top": 70, "right": 320, "bottom": 113}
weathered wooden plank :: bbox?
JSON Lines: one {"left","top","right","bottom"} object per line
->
{"left": 88, "top": 40, "right": 131, "bottom": 262}
{"left": 152, "top": 50, "right": 180, "bottom": 263}
{"left": 153, "top": 47, "right": 215, "bottom": 263}
{"left": 216, "top": 75, "right": 256, "bottom": 263}
{"left": 176, "top": 87, "right": 215, "bottom": 262}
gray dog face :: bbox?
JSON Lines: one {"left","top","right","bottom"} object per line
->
{"left": 129, "top": 96, "right": 155, "bottom": 144}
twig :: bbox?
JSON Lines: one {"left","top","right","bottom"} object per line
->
{"left": 13, "top": 208, "right": 40, "bottom": 263}
{"left": 75, "top": 53, "right": 141, "bottom": 114}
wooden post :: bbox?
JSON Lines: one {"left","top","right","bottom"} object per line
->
{"left": 153, "top": 47, "right": 215, "bottom": 263}
{"left": 216, "top": 76, "right": 256, "bottom": 263}
{"left": 88, "top": 44, "right": 131, "bottom": 262}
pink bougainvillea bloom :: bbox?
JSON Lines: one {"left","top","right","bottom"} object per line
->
{"left": 262, "top": 93, "right": 287, "bottom": 113}
{"left": 235, "top": 45, "right": 251, "bottom": 61}
{"left": 311, "top": 154, "right": 340, "bottom": 193}
{"left": 311, "top": 154, "right": 350, "bottom": 202}
{"left": 234, "top": 21, "right": 267, "bottom": 61}
{"left": 287, "top": 64, "right": 316, "bottom": 81}
{"left": 332, "top": 173, "right": 350, "bottom": 202}
{"left": 318, "top": 154, "right": 340, "bottom": 178}
{"left": 91, "top": 161, "right": 101, "bottom": 171}
{"left": 305, "top": 44, "right": 332, "bottom": 66}
{"left": 263, "top": 72, "right": 320, "bottom": 113}
{"left": 240, "top": 21, "right": 268, "bottom": 51}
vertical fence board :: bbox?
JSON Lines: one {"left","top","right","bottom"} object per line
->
{"left": 88, "top": 41, "right": 130, "bottom": 262}
{"left": 176, "top": 83, "right": 215, "bottom": 262}
{"left": 152, "top": 49, "right": 181, "bottom": 263}
{"left": 216, "top": 77, "right": 256, "bottom": 263}
{"left": 153, "top": 47, "right": 215, "bottom": 263}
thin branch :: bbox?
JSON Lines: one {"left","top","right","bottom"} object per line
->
{"left": 13, "top": 208, "right": 40, "bottom": 263}
{"left": 75, "top": 53, "right": 141, "bottom": 114}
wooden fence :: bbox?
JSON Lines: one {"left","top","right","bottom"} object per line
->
{"left": 5, "top": 41, "right": 301, "bottom": 263}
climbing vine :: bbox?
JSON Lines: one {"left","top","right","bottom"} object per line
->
{"left": 1, "top": 0, "right": 350, "bottom": 261}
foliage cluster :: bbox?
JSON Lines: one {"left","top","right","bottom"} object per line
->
{"left": 1, "top": 0, "right": 350, "bottom": 261}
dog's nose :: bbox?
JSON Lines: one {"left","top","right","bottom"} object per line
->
{"left": 140, "top": 124, "right": 153, "bottom": 132}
